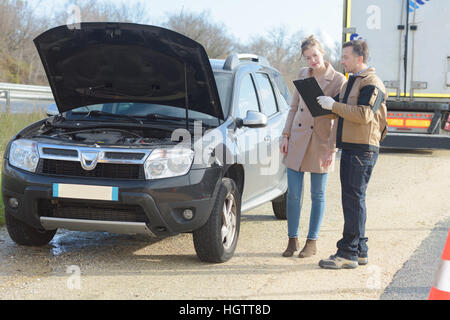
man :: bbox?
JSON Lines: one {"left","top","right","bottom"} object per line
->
{"left": 316, "top": 40, "right": 388, "bottom": 269}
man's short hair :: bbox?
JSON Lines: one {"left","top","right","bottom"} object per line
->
{"left": 343, "top": 40, "right": 369, "bottom": 63}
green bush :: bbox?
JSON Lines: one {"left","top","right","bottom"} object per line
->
{"left": 0, "top": 111, "right": 46, "bottom": 158}
{"left": 0, "top": 111, "right": 46, "bottom": 226}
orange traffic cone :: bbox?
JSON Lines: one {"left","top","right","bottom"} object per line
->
{"left": 428, "top": 228, "right": 450, "bottom": 300}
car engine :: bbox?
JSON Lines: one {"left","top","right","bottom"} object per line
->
{"left": 37, "top": 128, "right": 177, "bottom": 147}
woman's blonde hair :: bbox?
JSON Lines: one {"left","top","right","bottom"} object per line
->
{"left": 300, "top": 35, "right": 325, "bottom": 57}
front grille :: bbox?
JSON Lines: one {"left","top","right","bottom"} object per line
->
{"left": 42, "top": 147, "right": 78, "bottom": 157}
{"left": 38, "top": 159, "right": 145, "bottom": 180}
{"left": 103, "top": 152, "right": 145, "bottom": 160}
{"left": 38, "top": 200, "right": 148, "bottom": 223}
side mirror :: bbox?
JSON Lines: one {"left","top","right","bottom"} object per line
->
{"left": 46, "top": 103, "right": 58, "bottom": 117}
{"left": 242, "top": 110, "right": 267, "bottom": 128}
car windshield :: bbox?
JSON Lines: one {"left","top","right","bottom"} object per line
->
{"left": 64, "top": 102, "right": 222, "bottom": 127}
{"left": 63, "top": 71, "right": 233, "bottom": 126}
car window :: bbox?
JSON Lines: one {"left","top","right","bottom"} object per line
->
{"left": 273, "top": 84, "right": 290, "bottom": 111}
{"left": 238, "top": 74, "right": 259, "bottom": 118}
{"left": 213, "top": 71, "right": 233, "bottom": 118}
{"left": 254, "top": 73, "right": 278, "bottom": 117}
{"left": 272, "top": 71, "right": 291, "bottom": 104}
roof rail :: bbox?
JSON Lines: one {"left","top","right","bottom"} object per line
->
{"left": 223, "top": 53, "right": 270, "bottom": 70}
{"left": 223, "top": 53, "right": 239, "bottom": 70}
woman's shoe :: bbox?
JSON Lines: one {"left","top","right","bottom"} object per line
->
{"left": 298, "top": 239, "right": 317, "bottom": 258}
{"left": 282, "top": 238, "right": 299, "bottom": 257}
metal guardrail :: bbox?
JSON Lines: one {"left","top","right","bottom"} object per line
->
{"left": 0, "top": 82, "right": 54, "bottom": 112}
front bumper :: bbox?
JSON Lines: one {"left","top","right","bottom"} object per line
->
{"left": 1, "top": 159, "right": 223, "bottom": 237}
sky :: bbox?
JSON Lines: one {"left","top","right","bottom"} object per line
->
{"left": 144, "top": 0, "right": 344, "bottom": 47}
{"left": 31, "top": 0, "right": 344, "bottom": 48}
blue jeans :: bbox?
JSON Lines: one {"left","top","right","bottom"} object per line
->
{"left": 286, "top": 168, "right": 328, "bottom": 240}
{"left": 336, "top": 149, "right": 378, "bottom": 261}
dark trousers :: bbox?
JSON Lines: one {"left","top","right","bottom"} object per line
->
{"left": 336, "top": 149, "right": 378, "bottom": 261}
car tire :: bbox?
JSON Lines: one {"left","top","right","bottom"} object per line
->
{"left": 272, "top": 185, "right": 304, "bottom": 220}
{"left": 5, "top": 211, "right": 56, "bottom": 246}
{"left": 271, "top": 192, "right": 287, "bottom": 220}
{"left": 193, "top": 177, "right": 241, "bottom": 263}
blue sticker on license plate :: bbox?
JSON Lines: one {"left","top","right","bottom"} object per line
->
{"left": 52, "top": 184, "right": 118, "bottom": 201}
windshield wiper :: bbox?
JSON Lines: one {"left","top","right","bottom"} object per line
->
{"left": 145, "top": 113, "right": 212, "bottom": 126}
{"left": 47, "top": 121, "right": 176, "bottom": 132}
{"left": 80, "top": 110, "right": 144, "bottom": 125}
{"left": 145, "top": 113, "right": 190, "bottom": 121}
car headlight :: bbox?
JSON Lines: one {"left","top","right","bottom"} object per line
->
{"left": 9, "top": 139, "right": 40, "bottom": 173}
{"left": 144, "top": 147, "right": 194, "bottom": 180}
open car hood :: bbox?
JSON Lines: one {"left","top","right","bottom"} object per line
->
{"left": 33, "top": 23, "right": 224, "bottom": 119}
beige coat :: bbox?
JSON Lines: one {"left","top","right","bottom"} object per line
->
{"left": 282, "top": 62, "right": 347, "bottom": 173}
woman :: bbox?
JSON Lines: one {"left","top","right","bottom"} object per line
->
{"left": 280, "top": 35, "right": 346, "bottom": 258}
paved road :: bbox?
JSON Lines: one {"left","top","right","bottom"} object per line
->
{"left": 0, "top": 149, "right": 449, "bottom": 299}
{"left": 381, "top": 217, "right": 450, "bottom": 300}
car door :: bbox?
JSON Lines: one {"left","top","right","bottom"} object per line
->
{"left": 253, "top": 72, "right": 287, "bottom": 192}
{"left": 234, "top": 72, "right": 268, "bottom": 203}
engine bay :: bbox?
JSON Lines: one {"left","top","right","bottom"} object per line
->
{"left": 35, "top": 127, "right": 180, "bottom": 147}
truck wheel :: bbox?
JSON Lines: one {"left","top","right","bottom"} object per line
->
{"left": 5, "top": 211, "right": 56, "bottom": 246}
{"left": 271, "top": 192, "right": 287, "bottom": 220}
{"left": 193, "top": 178, "right": 240, "bottom": 263}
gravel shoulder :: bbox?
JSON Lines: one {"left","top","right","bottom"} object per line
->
{"left": 1, "top": 149, "right": 449, "bottom": 300}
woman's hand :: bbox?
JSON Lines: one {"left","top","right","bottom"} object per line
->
{"left": 280, "top": 136, "right": 289, "bottom": 155}
{"left": 321, "top": 150, "right": 334, "bottom": 168}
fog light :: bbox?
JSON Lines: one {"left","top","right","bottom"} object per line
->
{"left": 182, "top": 209, "right": 194, "bottom": 220}
{"left": 8, "top": 198, "right": 19, "bottom": 209}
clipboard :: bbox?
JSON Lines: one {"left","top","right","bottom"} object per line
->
{"left": 293, "top": 77, "right": 333, "bottom": 117}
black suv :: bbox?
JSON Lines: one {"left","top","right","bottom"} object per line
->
{"left": 2, "top": 23, "right": 290, "bottom": 262}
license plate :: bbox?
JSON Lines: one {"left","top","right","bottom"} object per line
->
{"left": 52, "top": 183, "right": 118, "bottom": 201}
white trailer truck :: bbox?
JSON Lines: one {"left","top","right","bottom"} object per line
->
{"left": 342, "top": 0, "right": 450, "bottom": 149}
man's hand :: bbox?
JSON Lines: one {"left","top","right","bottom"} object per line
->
{"left": 316, "top": 96, "right": 335, "bottom": 110}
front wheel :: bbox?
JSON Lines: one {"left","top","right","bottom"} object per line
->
{"left": 193, "top": 178, "right": 241, "bottom": 263}
{"left": 5, "top": 211, "right": 56, "bottom": 246}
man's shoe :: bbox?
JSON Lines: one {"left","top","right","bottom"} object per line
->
{"left": 319, "top": 254, "right": 358, "bottom": 269}
{"left": 282, "top": 238, "right": 299, "bottom": 257}
{"left": 358, "top": 256, "right": 368, "bottom": 265}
